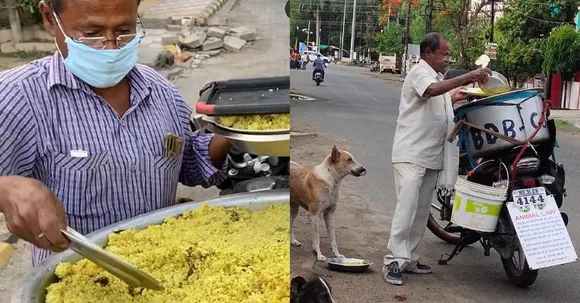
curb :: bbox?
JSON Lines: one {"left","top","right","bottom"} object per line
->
{"left": 193, "top": 0, "right": 229, "bottom": 26}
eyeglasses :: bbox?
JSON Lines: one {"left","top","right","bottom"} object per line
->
{"left": 54, "top": 13, "right": 146, "bottom": 50}
{"left": 78, "top": 31, "right": 145, "bottom": 50}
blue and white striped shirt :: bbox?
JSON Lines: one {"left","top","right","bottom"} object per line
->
{"left": 0, "top": 53, "right": 227, "bottom": 266}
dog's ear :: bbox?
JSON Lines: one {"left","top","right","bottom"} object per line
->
{"left": 331, "top": 146, "right": 340, "bottom": 163}
{"left": 290, "top": 276, "right": 307, "bottom": 299}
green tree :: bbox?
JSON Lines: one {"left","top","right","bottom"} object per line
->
{"left": 542, "top": 24, "right": 580, "bottom": 106}
{"left": 434, "top": 0, "right": 492, "bottom": 68}
{"left": 372, "top": 24, "right": 404, "bottom": 54}
{"left": 493, "top": 0, "right": 579, "bottom": 86}
{"left": 543, "top": 24, "right": 580, "bottom": 76}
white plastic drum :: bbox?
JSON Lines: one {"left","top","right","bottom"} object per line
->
{"left": 455, "top": 88, "right": 550, "bottom": 159}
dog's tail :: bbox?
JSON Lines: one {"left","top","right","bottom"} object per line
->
{"left": 300, "top": 249, "right": 318, "bottom": 269}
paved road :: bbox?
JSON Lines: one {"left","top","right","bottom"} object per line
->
{"left": 290, "top": 64, "right": 580, "bottom": 302}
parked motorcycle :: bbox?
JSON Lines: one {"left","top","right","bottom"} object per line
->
{"left": 428, "top": 85, "right": 571, "bottom": 288}
{"left": 369, "top": 62, "right": 379, "bottom": 72}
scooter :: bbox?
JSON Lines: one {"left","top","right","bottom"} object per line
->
{"left": 313, "top": 70, "right": 323, "bottom": 86}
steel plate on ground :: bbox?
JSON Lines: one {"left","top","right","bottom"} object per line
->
{"left": 326, "top": 257, "right": 373, "bottom": 273}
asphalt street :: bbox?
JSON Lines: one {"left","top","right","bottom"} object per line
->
{"left": 290, "top": 64, "right": 580, "bottom": 302}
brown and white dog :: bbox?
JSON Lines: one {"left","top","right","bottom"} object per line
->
{"left": 290, "top": 146, "right": 367, "bottom": 261}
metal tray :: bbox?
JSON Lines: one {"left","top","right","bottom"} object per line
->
{"left": 12, "top": 190, "right": 289, "bottom": 303}
{"left": 205, "top": 123, "right": 290, "bottom": 157}
{"left": 200, "top": 115, "right": 290, "bottom": 135}
{"left": 195, "top": 76, "right": 290, "bottom": 116}
{"left": 326, "top": 257, "right": 373, "bottom": 273}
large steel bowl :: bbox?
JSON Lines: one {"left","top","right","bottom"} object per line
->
{"left": 192, "top": 115, "right": 290, "bottom": 157}
{"left": 204, "top": 123, "right": 290, "bottom": 157}
{"left": 12, "top": 189, "right": 289, "bottom": 303}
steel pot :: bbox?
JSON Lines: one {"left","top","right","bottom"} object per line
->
{"left": 12, "top": 189, "right": 289, "bottom": 303}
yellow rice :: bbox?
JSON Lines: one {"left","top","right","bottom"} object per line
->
{"left": 45, "top": 204, "right": 290, "bottom": 303}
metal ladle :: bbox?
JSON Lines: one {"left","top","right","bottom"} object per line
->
{"left": 61, "top": 227, "right": 164, "bottom": 290}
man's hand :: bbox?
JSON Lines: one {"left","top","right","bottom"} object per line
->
{"left": 465, "top": 68, "right": 492, "bottom": 85}
{"left": 451, "top": 87, "right": 470, "bottom": 103}
{"left": 423, "top": 68, "right": 492, "bottom": 98}
{"left": 0, "top": 176, "right": 69, "bottom": 251}
{"left": 209, "top": 135, "right": 231, "bottom": 168}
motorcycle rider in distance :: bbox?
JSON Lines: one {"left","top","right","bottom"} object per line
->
{"left": 312, "top": 54, "right": 326, "bottom": 81}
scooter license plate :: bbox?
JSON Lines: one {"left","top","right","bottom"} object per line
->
{"left": 512, "top": 187, "right": 547, "bottom": 207}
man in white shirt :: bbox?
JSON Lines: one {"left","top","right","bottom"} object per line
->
{"left": 383, "top": 32, "right": 492, "bottom": 285}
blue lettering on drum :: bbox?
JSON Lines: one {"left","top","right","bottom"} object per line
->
{"left": 468, "top": 111, "right": 547, "bottom": 151}
{"left": 468, "top": 118, "right": 531, "bottom": 150}
{"left": 530, "top": 112, "right": 548, "bottom": 129}
{"left": 502, "top": 119, "right": 516, "bottom": 138}
{"left": 483, "top": 123, "right": 499, "bottom": 145}
{"left": 470, "top": 128, "right": 485, "bottom": 150}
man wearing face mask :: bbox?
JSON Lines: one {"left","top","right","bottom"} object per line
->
{"left": 0, "top": 0, "right": 232, "bottom": 266}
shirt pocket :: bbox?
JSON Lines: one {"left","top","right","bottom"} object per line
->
{"left": 152, "top": 155, "right": 182, "bottom": 171}
{"left": 49, "top": 152, "right": 111, "bottom": 218}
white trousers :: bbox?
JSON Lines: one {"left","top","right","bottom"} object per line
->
{"left": 384, "top": 162, "right": 439, "bottom": 270}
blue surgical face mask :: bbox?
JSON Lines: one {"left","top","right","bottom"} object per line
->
{"left": 53, "top": 14, "right": 141, "bottom": 88}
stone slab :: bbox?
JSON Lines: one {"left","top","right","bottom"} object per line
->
{"left": 202, "top": 37, "right": 223, "bottom": 51}
{"left": 229, "top": 26, "right": 256, "bottom": 41}
{"left": 182, "top": 31, "right": 207, "bottom": 49}
{"left": 207, "top": 27, "right": 226, "bottom": 39}
{"left": 223, "top": 35, "right": 246, "bottom": 52}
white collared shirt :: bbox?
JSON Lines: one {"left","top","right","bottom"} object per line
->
{"left": 391, "top": 59, "right": 451, "bottom": 170}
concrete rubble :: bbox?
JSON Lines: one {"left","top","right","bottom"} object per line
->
{"left": 157, "top": 21, "right": 256, "bottom": 69}
{"left": 223, "top": 35, "right": 246, "bottom": 52}
{"left": 229, "top": 26, "right": 256, "bottom": 42}
{"left": 202, "top": 37, "right": 223, "bottom": 51}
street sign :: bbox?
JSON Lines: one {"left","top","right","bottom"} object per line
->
{"left": 485, "top": 42, "right": 498, "bottom": 60}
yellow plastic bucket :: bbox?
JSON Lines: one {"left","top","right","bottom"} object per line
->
{"left": 450, "top": 175, "right": 508, "bottom": 233}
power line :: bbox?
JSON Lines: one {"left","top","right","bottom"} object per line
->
{"left": 508, "top": 7, "right": 578, "bottom": 24}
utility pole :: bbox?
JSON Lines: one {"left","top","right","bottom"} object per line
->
{"left": 426, "top": 0, "right": 433, "bottom": 33}
{"left": 359, "top": 20, "right": 363, "bottom": 62}
{"left": 388, "top": 5, "right": 391, "bottom": 25}
{"left": 490, "top": 0, "right": 495, "bottom": 42}
{"left": 403, "top": 0, "right": 411, "bottom": 74}
{"left": 316, "top": 7, "right": 321, "bottom": 52}
{"left": 350, "top": 0, "right": 357, "bottom": 60}
{"left": 307, "top": 20, "right": 311, "bottom": 46}
{"left": 340, "top": 0, "right": 347, "bottom": 59}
